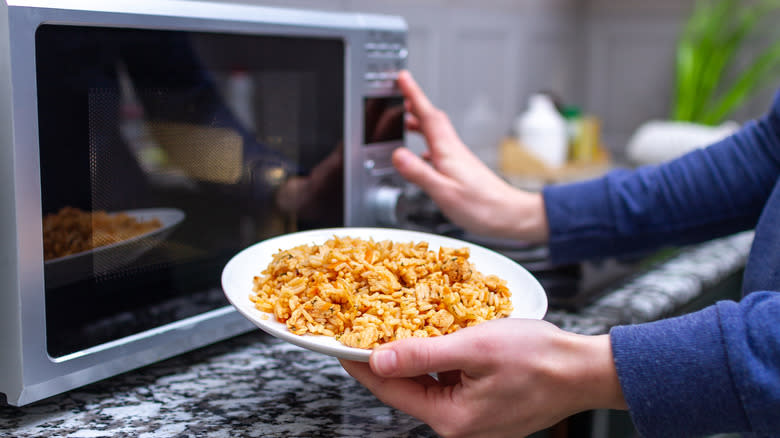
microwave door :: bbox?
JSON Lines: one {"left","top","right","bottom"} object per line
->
{"left": 36, "top": 25, "right": 345, "bottom": 357}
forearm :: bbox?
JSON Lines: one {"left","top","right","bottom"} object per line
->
{"left": 543, "top": 111, "right": 780, "bottom": 265}
{"left": 555, "top": 332, "right": 627, "bottom": 413}
{"left": 608, "top": 293, "right": 780, "bottom": 437}
{"left": 500, "top": 189, "right": 550, "bottom": 245}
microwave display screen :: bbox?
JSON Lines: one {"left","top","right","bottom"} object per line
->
{"left": 363, "top": 96, "right": 405, "bottom": 145}
{"left": 35, "top": 25, "right": 345, "bottom": 357}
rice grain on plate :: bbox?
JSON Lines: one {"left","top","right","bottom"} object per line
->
{"left": 250, "top": 236, "right": 513, "bottom": 349}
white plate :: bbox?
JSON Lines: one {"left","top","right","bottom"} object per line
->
{"left": 44, "top": 208, "right": 186, "bottom": 288}
{"left": 222, "top": 227, "right": 548, "bottom": 362}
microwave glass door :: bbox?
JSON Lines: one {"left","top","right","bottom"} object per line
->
{"left": 35, "top": 25, "right": 345, "bottom": 358}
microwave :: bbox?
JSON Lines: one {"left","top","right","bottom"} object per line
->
{"left": 0, "top": 0, "right": 408, "bottom": 406}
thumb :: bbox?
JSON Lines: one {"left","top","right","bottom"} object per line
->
{"left": 370, "top": 331, "right": 485, "bottom": 378}
{"left": 392, "top": 147, "right": 452, "bottom": 196}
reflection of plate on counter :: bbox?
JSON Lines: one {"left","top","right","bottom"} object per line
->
{"left": 222, "top": 227, "right": 547, "bottom": 362}
{"left": 44, "top": 208, "right": 185, "bottom": 288}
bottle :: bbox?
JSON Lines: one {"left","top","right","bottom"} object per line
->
{"left": 562, "top": 105, "right": 589, "bottom": 163}
{"left": 514, "top": 94, "right": 568, "bottom": 168}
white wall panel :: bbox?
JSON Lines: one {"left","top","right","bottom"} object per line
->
{"left": 522, "top": 31, "right": 577, "bottom": 104}
{"left": 451, "top": 27, "right": 512, "bottom": 167}
{"left": 403, "top": 25, "right": 441, "bottom": 155}
{"left": 445, "top": 6, "right": 530, "bottom": 167}
{"left": 585, "top": 17, "right": 680, "bottom": 155}
{"left": 203, "top": 0, "right": 732, "bottom": 161}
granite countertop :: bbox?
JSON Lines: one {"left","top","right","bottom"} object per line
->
{"left": 1, "top": 334, "right": 436, "bottom": 438}
{"left": 0, "top": 232, "right": 753, "bottom": 438}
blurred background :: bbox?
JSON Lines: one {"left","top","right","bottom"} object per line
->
{"left": 211, "top": 0, "right": 780, "bottom": 176}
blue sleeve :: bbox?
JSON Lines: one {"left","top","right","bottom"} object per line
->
{"left": 543, "top": 92, "right": 780, "bottom": 265}
{"left": 610, "top": 292, "right": 780, "bottom": 437}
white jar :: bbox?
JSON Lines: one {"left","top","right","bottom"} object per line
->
{"left": 515, "top": 94, "right": 568, "bottom": 168}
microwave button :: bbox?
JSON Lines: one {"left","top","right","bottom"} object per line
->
{"left": 365, "top": 153, "right": 394, "bottom": 173}
{"left": 369, "top": 167, "right": 397, "bottom": 177}
{"left": 367, "top": 185, "right": 402, "bottom": 226}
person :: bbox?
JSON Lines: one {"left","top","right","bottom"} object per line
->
{"left": 340, "top": 70, "right": 780, "bottom": 438}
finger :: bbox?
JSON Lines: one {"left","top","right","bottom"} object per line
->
{"left": 341, "top": 359, "right": 440, "bottom": 389}
{"left": 403, "top": 97, "right": 419, "bottom": 132}
{"left": 436, "top": 369, "right": 462, "bottom": 386}
{"left": 397, "top": 71, "right": 462, "bottom": 154}
{"left": 369, "top": 331, "right": 487, "bottom": 379}
{"left": 340, "top": 358, "right": 381, "bottom": 387}
{"left": 397, "top": 70, "right": 436, "bottom": 118}
{"left": 405, "top": 112, "right": 421, "bottom": 132}
{"left": 340, "top": 359, "right": 447, "bottom": 423}
{"left": 392, "top": 147, "right": 453, "bottom": 194}
{"left": 412, "top": 374, "right": 440, "bottom": 387}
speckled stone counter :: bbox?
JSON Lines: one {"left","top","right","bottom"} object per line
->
{"left": 0, "top": 335, "right": 436, "bottom": 438}
{"left": 0, "top": 232, "right": 753, "bottom": 438}
{"left": 545, "top": 231, "right": 753, "bottom": 335}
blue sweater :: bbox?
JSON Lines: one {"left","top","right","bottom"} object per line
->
{"left": 543, "top": 92, "right": 780, "bottom": 437}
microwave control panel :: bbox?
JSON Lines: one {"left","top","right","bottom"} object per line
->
{"left": 363, "top": 30, "right": 408, "bottom": 89}
{"left": 356, "top": 29, "right": 409, "bottom": 227}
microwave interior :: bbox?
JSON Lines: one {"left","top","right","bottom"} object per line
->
{"left": 35, "top": 24, "right": 346, "bottom": 358}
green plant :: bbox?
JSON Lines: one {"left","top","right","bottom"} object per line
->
{"left": 673, "top": 0, "right": 780, "bottom": 125}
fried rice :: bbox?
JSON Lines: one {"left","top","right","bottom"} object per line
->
{"left": 42, "top": 206, "right": 162, "bottom": 260}
{"left": 250, "top": 235, "right": 513, "bottom": 349}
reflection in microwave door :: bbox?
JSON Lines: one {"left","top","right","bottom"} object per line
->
{"left": 43, "top": 208, "right": 186, "bottom": 288}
